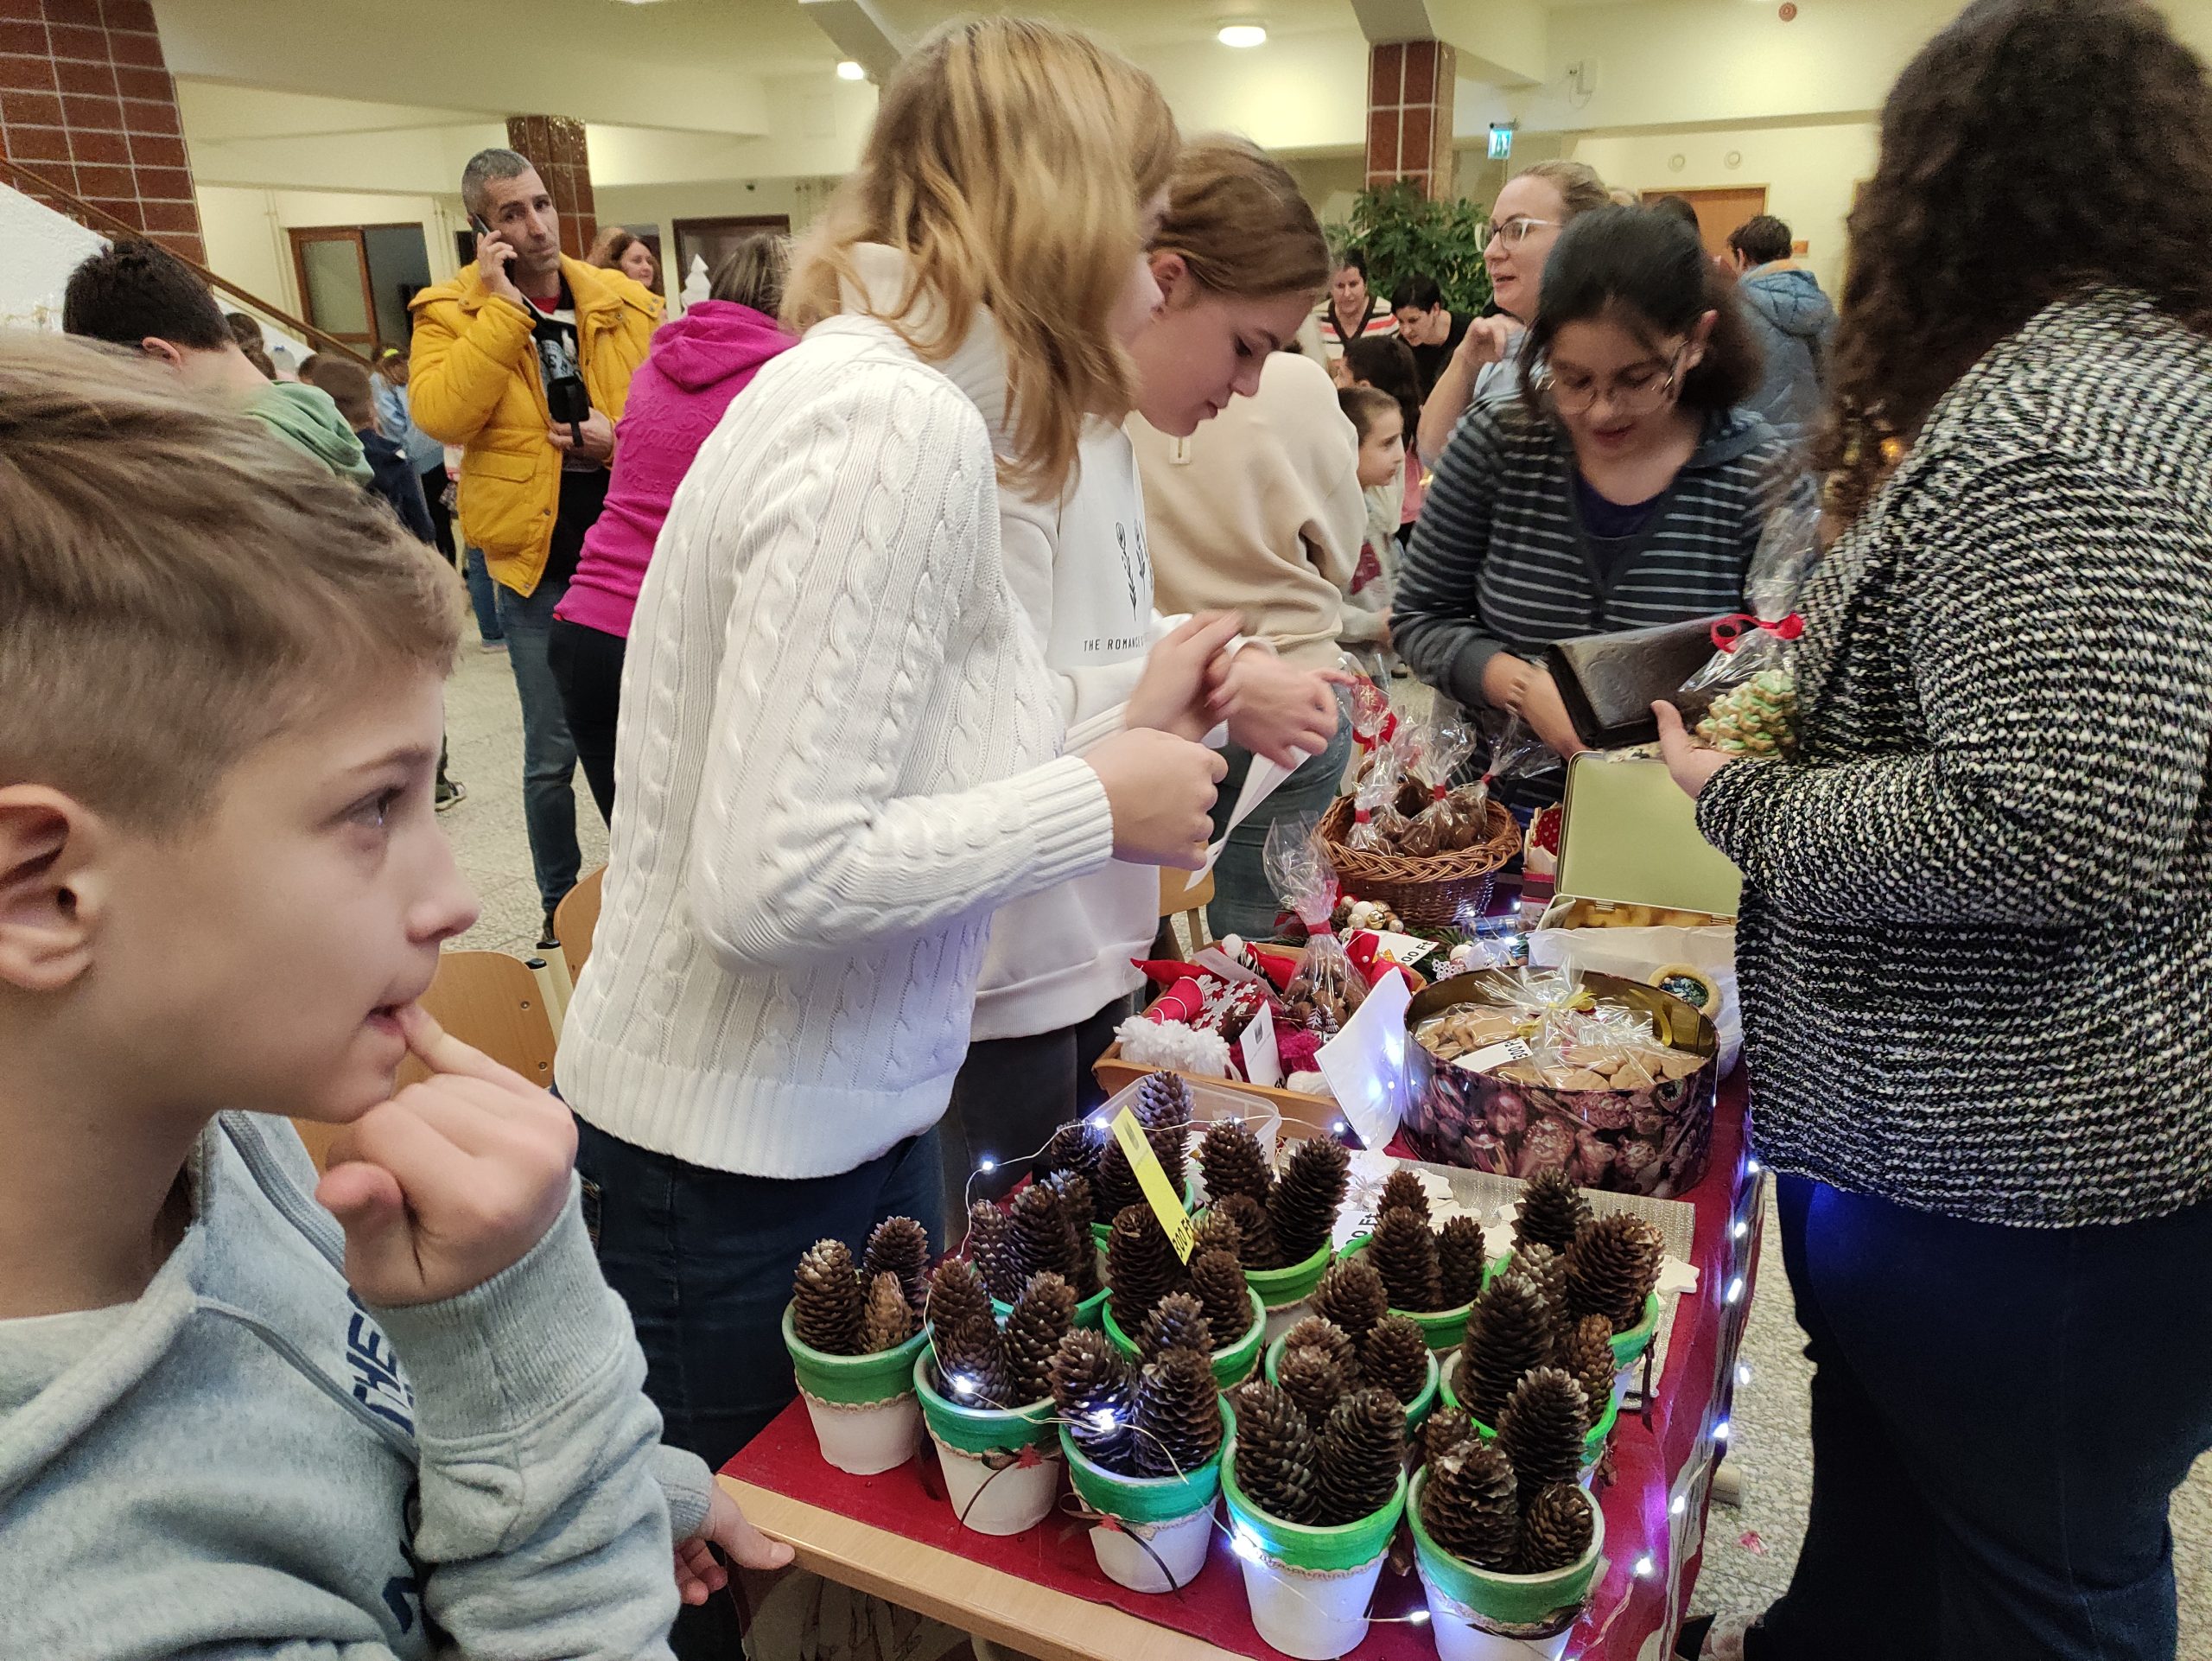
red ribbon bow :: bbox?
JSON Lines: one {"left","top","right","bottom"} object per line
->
{"left": 1710, "top": 611, "right": 1806, "bottom": 652}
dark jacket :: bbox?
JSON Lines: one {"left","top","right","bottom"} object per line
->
{"left": 1736, "top": 264, "right": 1834, "bottom": 448}
{"left": 1700, "top": 288, "right": 2212, "bottom": 1227}
{"left": 359, "top": 427, "right": 437, "bottom": 545}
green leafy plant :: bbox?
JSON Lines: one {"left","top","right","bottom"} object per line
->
{"left": 1329, "top": 181, "right": 1493, "bottom": 317}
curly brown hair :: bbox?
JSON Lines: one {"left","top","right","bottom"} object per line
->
{"left": 1820, "top": 0, "right": 2212, "bottom": 525}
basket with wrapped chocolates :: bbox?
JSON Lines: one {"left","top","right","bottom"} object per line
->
{"left": 1402, "top": 968, "right": 1718, "bottom": 1198}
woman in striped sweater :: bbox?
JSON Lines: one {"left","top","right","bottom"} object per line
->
{"left": 1395, "top": 206, "right": 1789, "bottom": 771}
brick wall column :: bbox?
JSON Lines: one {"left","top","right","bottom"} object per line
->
{"left": 505, "top": 113, "right": 596, "bottom": 259}
{"left": 0, "top": 0, "right": 201, "bottom": 262}
{"left": 1365, "top": 38, "right": 1459, "bottom": 202}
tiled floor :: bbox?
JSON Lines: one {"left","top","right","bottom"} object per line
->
{"left": 442, "top": 639, "right": 2212, "bottom": 1654}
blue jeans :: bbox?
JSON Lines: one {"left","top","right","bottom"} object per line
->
{"left": 574, "top": 1117, "right": 944, "bottom": 1467}
{"left": 1750, "top": 1175, "right": 2212, "bottom": 1661}
{"left": 1205, "top": 720, "right": 1354, "bottom": 941}
{"left": 493, "top": 577, "right": 580, "bottom": 913}
{"left": 463, "top": 546, "right": 502, "bottom": 642}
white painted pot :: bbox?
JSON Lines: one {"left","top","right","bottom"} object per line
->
{"left": 802, "top": 1391, "right": 920, "bottom": 1476}
{"left": 1421, "top": 1581, "right": 1579, "bottom": 1661}
{"left": 1235, "top": 1547, "right": 1389, "bottom": 1659}
{"left": 1089, "top": 1501, "right": 1217, "bottom": 1593}
{"left": 930, "top": 1431, "right": 1063, "bottom": 1536}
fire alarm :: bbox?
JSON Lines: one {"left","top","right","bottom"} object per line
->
{"left": 1779, "top": 2, "right": 1798, "bottom": 18}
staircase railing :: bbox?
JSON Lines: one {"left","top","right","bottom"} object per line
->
{"left": 0, "top": 155, "right": 372, "bottom": 367}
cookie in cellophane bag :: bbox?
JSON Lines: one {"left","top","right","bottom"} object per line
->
{"left": 1392, "top": 703, "right": 1478, "bottom": 858}
{"left": 1678, "top": 499, "right": 1819, "bottom": 758}
{"left": 1263, "top": 812, "right": 1366, "bottom": 1037}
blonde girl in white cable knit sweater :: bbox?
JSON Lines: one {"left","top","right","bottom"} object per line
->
{"left": 556, "top": 18, "right": 1232, "bottom": 1465}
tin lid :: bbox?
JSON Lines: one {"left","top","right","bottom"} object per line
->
{"left": 1554, "top": 754, "right": 1743, "bottom": 916}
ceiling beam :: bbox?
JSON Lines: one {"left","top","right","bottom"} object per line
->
{"left": 799, "top": 0, "right": 909, "bottom": 84}
{"left": 1348, "top": 0, "right": 1548, "bottom": 88}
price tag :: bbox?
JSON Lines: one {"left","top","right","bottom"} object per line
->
{"left": 1111, "top": 1106, "right": 1197, "bottom": 1262}
{"left": 1363, "top": 928, "right": 1440, "bottom": 969}
{"left": 1239, "top": 1001, "right": 1282, "bottom": 1089}
{"left": 1453, "top": 1038, "right": 1532, "bottom": 1075}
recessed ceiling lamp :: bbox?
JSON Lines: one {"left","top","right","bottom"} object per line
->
{"left": 836, "top": 59, "right": 868, "bottom": 80}
{"left": 1217, "top": 22, "right": 1268, "bottom": 47}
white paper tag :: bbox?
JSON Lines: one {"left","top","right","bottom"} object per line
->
{"left": 1181, "top": 752, "right": 1300, "bottom": 893}
{"left": 1453, "top": 1038, "right": 1532, "bottom": 1075}
{"left": 1239, "top": 999, "right": 1282, "bottom": 1089}
{"left": 1316, "top": 970, "right": 1414, "bottom": 1149}
{"left": 1362, "top": 928, "right": 1440, "bottom": 968}
{"left": 1191, "top": 944, "right": 1271, "bottom": 988}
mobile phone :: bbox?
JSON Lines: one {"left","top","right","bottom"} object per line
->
{"left": 469, "top": 213, "right": 493, "bottom": 237}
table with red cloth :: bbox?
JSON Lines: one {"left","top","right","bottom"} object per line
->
{"left": 720, "top": 1072, "right": 1764, "bottom": 1661}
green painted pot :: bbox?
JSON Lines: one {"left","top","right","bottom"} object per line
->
{"left": 1262, "top": 1330, "right": 1438, "bottom": 1435}
{"left": 1343, "top": 1233, "right": 1475, "bottom": 1352}
{"left": 1090, "top": 1174, "right": 1202, "bottom": 1248}
{"left": 780, "top": 1301, "right": 928, "bottom": 1474}
{"left": 912, "top": 1350, "right": 1062, "bottom": 1537}
{"left": 1222, "top": 1441, "right": 1408, "bottom": 1659}
{"left": 1059, "top": 1402, "right": 1230, "bottom": 1594}
{"left": 1103, "top": 1287, "right": 1267, "bottom": 1388}
{"left": 1408, "top": 1467, "right": 1605, "bottom": 1640}
{"left": 1438, "top": 1350, "right": 1621, "bottom": 1469}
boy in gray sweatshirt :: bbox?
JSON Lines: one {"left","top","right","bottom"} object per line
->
{"left": 0, "top": 333, "right": 785, "bottom": 1658}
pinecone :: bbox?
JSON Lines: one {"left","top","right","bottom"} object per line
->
{"left": 1420, "top": 1440, "right": 1518, "bottom": 1569}
{"left": 1362, "top": 1314, "right": 1430, "bottom": 1405}
{"left": 1370, "top": 1206, "right": 1446, "bottom": 1313}
{"left": 1134, "top": 1346, "right": 1224, "bottom": 1477}
{"left": 1439, "top": 1214, "right": 1488, "bottom": 1309}
{"left": 1277, "top": 1341, "right": 1349, "bottom": 1424}
{"left": 1198, "top": 1118, "right": 1275, "bottom": 1206}
{"left": 1516, "top": 1482, "right": 1594, "bottom": 1574}
{"left": 1009, "top": 1183, "right": 1079, "bottom": 1288}
{"left": 861, "top": 1216, "right": 932, "bottom": 1321}
{"left": 927, "top": 1258, "right": 1010, "bottom": 1404}
{"left": 860, "top": 1271, "right": 918, "bottom": 1353}
{"left": 1191, "top": 1249, "right": 1251, "bottom": 1346}
{"left": 1420, "top": 1404, "right": 1477, "bottom": 1467}
{"left": 1046, "top": 1170, "right": 1096, "bottom": 1237}
{"left": 1214, "top": 1192, "right": 1281, "bottom": 1270}
{"left": 1315, "top": 1386, "right": 1406, "bottom": 1525}
{"left": 1107, "top": 1205, "right": 1185, "bottom": 1332}
{"left": 1378, "top": 1168, "right": 1431, "bottom": 1223}
{"left": 1269, "top": 1136, "right": 1350, "bottom": 1265}
{"left": 965, "top": 1200, "right": 1023, "bottom": 1306}
{"left": 1093, "top": 1135, "right": 1144, "bottom": 1222}
{"left": 1313, "top": 1256, "right": 1389, "bottom": 1349}
{"left": 1558, "top": 1314, "right": 1618, "bottom": 1422}
{"left": 792, "top": 1238, "right": 864, "bottom": 1355}
{"left": 1226, "top": 1382, "right": 1321, "bottom": 1524}
{"left": 1511, "top": 1242, "right": 1571, "bottom": 1327}
{"left": 1135, "top": 1072, "right": 1194, "bottom": 1199}
{"left": 1564, "top": 1212, "right": 1663, "bottom": 1333}
{"left": 1514, "top": 1168, "right": 1593, "bottom": 1256}
{"left": 1002, "top": 1272, "right": 1077, "bottom": 1405}
{"left": 1137, "top": 1291, "right": 1212, "bottom": 1361}
{"left": 1052, "top": 1329, "right": 1137, "bottom": 1473}
{"left": 1496, "top": 1367, "right": 1589, "bottom": 1494}
{"left": 1039, "top": 1122, "right": 1102, "bottom": 1185}
{"left": 1191, "top": 1207, "right": 1243, "bottom": 1264}
{"left": 1281, "top": 1315, "right": 1362, "bottom": 1384}
{"left": 1459, "top": 1274, "right": 1553, "bottom": 1426}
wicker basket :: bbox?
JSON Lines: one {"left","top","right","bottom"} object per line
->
{"left": 1319, "top": 794, "right": 1522, "bottom": 926}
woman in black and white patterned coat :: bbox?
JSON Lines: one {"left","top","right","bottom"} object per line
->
{"left": 1657, "top": 3, "right": 2212, "bottom": 1658}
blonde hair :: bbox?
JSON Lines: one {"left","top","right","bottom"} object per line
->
{"left": 0, "top": 334, "right": 461, "bottom": 834}
{"left": 1516, "top": 160, "right": 1612, "bottom": 222}
{"left": 785, "top": 17, "right": 1177, "bottom": 497}
{"left": 709, "top": 232, "right": 790, "bottom": 315}
{"left": 1152, "top": 134, "right": 1331, "bottom": 303}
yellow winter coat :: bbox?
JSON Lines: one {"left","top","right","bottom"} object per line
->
{"left": 407, "top": 256, "right": 662, "bottom": 597}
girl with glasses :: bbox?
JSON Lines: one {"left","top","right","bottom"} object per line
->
{"left": 1395, "top": 204, "right": 1789, "bottom": 770}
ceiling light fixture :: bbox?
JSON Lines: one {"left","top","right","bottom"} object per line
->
{"left": 1217, "top": 23, "right": 1268, "bottom": 48}
{"left": 836, "top": 59, "right": 867, "bottom": 80}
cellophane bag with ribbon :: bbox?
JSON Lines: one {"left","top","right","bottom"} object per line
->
{"left": 1347, "top": 720, "right": 1418, "bottom": 850}
{"left": 1340, "top": 653, "right": 1398, "bottom": 780}
{"left": 1442, "top": 712, "right": 1548, "bottom": 833}
{"left": 1394, "top": 703, "right": 1479, "bottom": 857}
{"left": 1678, "top": 499, "right": 1821, "bottom": 757}
{"left": 1263, "top": 812, "right": 1366, "bottom": 1036}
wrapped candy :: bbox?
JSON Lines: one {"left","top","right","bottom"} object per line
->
{"left": 1679, "top": 499, "right": 1821, "bottom": 757}
{"left": 1443, "top": 714, "right": 1547, "bottom": 839}
{"left": 1263, "top": 812, "right": 1366, "bottom": 1036}
{"left": 1339, "top": 653, "right": 1399, "bottom": 777}
{"left": 1394, "top": 704, "right": 1479, "bottom": 857}
{"left": 1346, "top": 720, "right": 1417, "bottom": 850}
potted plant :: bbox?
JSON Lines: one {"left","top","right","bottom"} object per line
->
{"left": 1101, "top": 1206, "right": 1268, "bottom": 1388}
{"left": 1264, "top": 1309, "right": 1439, "bottom": 1437}
{"left": 1192, "top": 1119, "right": 1347, "bottom": 1340}
{"left": 1338, "top": 1170, "right": 1490, "bottom": 1350}
{"left": 913, "top": 1259, "right": 1076, "bottom": 1535}
{"left": 967, "top": 1178, "right": 1110, "bottom": 1330}
{"left": 780, "top": 1220, "right": 931, "bottom": 1474}
{"left": 1328, "top": 180, "right": 1494, "bottom": 319}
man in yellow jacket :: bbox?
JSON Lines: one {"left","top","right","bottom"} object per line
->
{"left": 409, "top": 146, "right": 660, "bottom": 946}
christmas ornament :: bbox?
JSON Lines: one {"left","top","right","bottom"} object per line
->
{"left": 1516, "top": 1482, "right": 1595, "bottom": 1574}
{"left": 1421, "top": 1404, "right": 1477, "bottom": 1467}
{"left": 1002, "top": 1273, "right": 1077, "bottom": 1405}
{"left": 1191, "top": 1248, "right": 1253, "bottom": 1345}
{"left": 1370, "top": 1205, "right": 1446, "bottom": 1313}
{"left": 965, "top": 1200, "right": 1023, "bottom": 1306}
{"left": 1136, "top": 1292, "right": 1212, "bottom": 1362}
{"left": 1362, "top": 1314, "right": 1431, "bottom": 1405}
{"left": 1214, "top": 1192, "right": 1281, "bottom": 1270}
{"left": 928, "top": 1258, "right": 1010, "bottom": 1405}
{"left": 1313, "top": 1257, "right": 1389, "bottom": 1349}
{"left": 1197, "top": 1118, "right": 1274, "bottom": 1207}
{"left": 1269, "top": 1136, "right": 1351, "bottom": 1265}
{"left": 1106, "top": 1204, "right": 1185, "bottom": 1332}
{"left": 1514, "top": 1169, "right": 1592, "bottom": 1257}
{"left": 1281, "top": 1314, "right": 1362, "bottom": 1384}
{"left": 1496, "top": 1367, "right": 1589, "bottom": 1494}
{"left": 1440, "top": 1214, "right": 1487, "bottom": 1309}
{"left": 860, "top": 1271, "right": 917, "bottom": 1353}
{"left": 1565, "top": 1212, "right": 1663, "bottom": 1333}
{"left": 1052, "top": 1329, "right": 1136, "bottom": 1472}
{"left": 1558, "top": 1314, "right": 1617, "bottom": 1420}
{"left": 1278, "top": 1341, "right": 1350, "bottom": 1424}
{"left": 1378, "top": 1167, "right": 1432, "bottom": 1223}
{"left": 1459, "top": 1275, "right": 1554, "bottom": 1427}
{"left": 1134, "top": 1346, "right": 1224, "bottom": 1478}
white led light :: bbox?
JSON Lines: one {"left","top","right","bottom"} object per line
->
{"left": 1671, "top": 1494, "right": 1687, "bottom": 1517}
{"left": 1217, "top": 22, "right": 1268, "bottom": 47}
{"left": 1732, "top": 1219, "right": 1750, "bottom": 1240}
{"left": 1726, "top": 1276, "right": 1745, "bottom": 1304}
{"left": 1089, "top": 1409, "right": 1119, "bottom": 1432}
{"left": 1738, "top": 1363, "right": 1753, "bottom": 1386}
{"left": 977, "top": 1157, "right": 997, "bottom": 1174}
{"left": 1090, "top": 1114, "right": 1109, "bottom": 1130}
{"left": 1332, "top": 1121, "right": 1348, "bottom": 1135}
{"left": 836, "top": 59, "right": 866, "bottom": 80}
{"left": 1713, "top": 1418, "right": 1732, "bottom": 1443}
{"left": 1634, "top": 1555, "right": 1656, "bottom": 1578}
{"left": 950, "top": 1372, "right": 978, "bottom": 1397}
{"left": 1745, "top": 1157, "right": 1763, "bottom": 1175}
{"left": 1407, "top": 1610, "right": 1430, "bottom": 1625}
{"left": 1230, "top": 1525, "right": 1267, "bottom": 1563}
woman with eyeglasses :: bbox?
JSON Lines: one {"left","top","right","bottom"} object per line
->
{"left": 1416, "top": 159, "right": 1611, "bottom": 461}
{"left": 1395, "top": 205, "right": 1789, "bottom": 767}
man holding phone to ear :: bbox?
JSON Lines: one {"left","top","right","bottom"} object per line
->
{"left": 409, "top": 147, "right": 661, "bottom": 945}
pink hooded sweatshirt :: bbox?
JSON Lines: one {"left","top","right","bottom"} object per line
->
{"left": 554, "top": 299, "right": 795, "bottom": 639}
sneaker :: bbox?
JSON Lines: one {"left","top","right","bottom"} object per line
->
{"left": 480, "top": 637, "right": 507, "bottom": 652}
{"left": 538, "top": 909, "right": 561, "bottom": 951}
{"left": 435, "top": 778, "right": 467, "bottom": 812}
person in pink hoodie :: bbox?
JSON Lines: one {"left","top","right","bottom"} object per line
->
{"left": 550, "top": 236, "right": 795, "bottom": 822}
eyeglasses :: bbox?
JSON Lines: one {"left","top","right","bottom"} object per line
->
{"left": 1534, "top": 347, "right": 1688, "bottom": 416}
{"left": 1484, "top": 216, "right": 1560, "bottom": 248}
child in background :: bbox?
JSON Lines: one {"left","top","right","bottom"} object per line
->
{"left": 1338, "top": 383, "right": 1406, "bottom": 652}
{"left": 0, "top": 333, "right": 785, "bottom": 1658}
{"left": 1344, "top": 333, "right": 1427, "bottom": 546}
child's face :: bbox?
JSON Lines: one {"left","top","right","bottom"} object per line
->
{"left": 1127, "top": 254, "right": 1314, "bottom": 438}
{"left": 69, "top": 670, "right": 477, "bottom": 1125}
{"left": 1357, "top": 408, "right": 1405, "bottom": 488}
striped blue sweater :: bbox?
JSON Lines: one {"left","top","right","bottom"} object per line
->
{"left": 1395, "top": 398, "right": 1791, "bottom": 709}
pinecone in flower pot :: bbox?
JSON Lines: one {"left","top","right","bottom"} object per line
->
{"left": 964, "top": 1200, "right": 1024, "bottom": 1306}
{"left": 1093, "top": 1136, "right": 1144, "bottom": 1222}
{"left": 1039, "top": 1122, "right": 1102, "bottom": 1186}
{"left": 1191, "top": 1248, "right": 1253, "bottom": 1345}
{"left": 1516, "top": 1482, "right": 1595, "bottom": 1575}
{"left": 1046, "top": 1170, "right": 1096, "bottom": 1238}
{"left": 1315, "top": 1386, "right": 1407, "bottom": 1525}
{"left": 1135, "top": 1072, "right": 1195, "bottom": 1198}
{"left": 1215, "top": 1192, "right": 1281, "bottom": 1270}
{"left": 1564, "top": 1212, "right": 1664, "bottom": 1333}
{"left": 1313, "top": 1256, "right": 1389, "bottom": 1348}
{"left": 1510, "top": 1243, "right": 1571, "bottom": 1330}
{"left": 1496, "top": 1367, "right": 1590, "bottom": 1494}
{"left": 1558, "top": 1314, "right": 1618, "bottom": 1422}
{"left": 1106, "top": 1205, "right": 1185, "bottom": 1332}
{"left": 1137, "top": 1291, "right": 1212, "bottom": 1362}
{"left": 1378, "top": 1168, "right": 1432, "bottom": 1223}
{"left": 1370, "top": 1205, "right": 1446, "bottom": 1312}
{"left": 1009, "top": 1183, "right": 1084, "bottom": 1291}
{"left": 1198, "top": 1117, "right": 1275, "bottom": 1207}
{"left": 860, "top": 1271, "right": 918, "bottom": 1353}
{"left": 1277, "top": 1341, "right": 1349, "bottom": 1424}
{"left": 927, "top": 1258, "right": 1012, "bottom": 1406}
{"left": 1361, "top": 1314, "right": 1431, "bottom": 1405}
{"left": 1226, "top": 1381, "right": 1322, "bottom": 1524}
{"left": 1052, "top": 1329, "right": 1137, "bottom": 1474}
{"left": 1282, "top": 1314, "right": 1362, "bottom": 1384}
{"left": 1134, "top": 1346, "right": 1225, "bottom": 1478}
{"left": 1269, "top": 1136, "right": 1351, "bottom": 1265}
{"left": 1440, "top": 1214, "right": 1488, "bottom": 1310}
{"left": 1002, "top": 1272, "right": 1077, "bottom": 1405}
{"left": 1420, "top": 1440, "right": 1519, "bottom": 1570}
{"left": 1421, "top": 1404, "right": 1477, "bottom": 1467}
{"left": 792, "top": 1238, "right": 865, "bottom": 1356}
{"left": 1460, "top": 1274, "right": 1554, "bottom": 1427}
{"left": 861, "top": 1216, "right": 932, "bottom": 1322}
{"left": 1514, "top": 1168, "right": 1593, "bottom": 1257}
{"left": 1191, "top": 1207, "right": 1244, "bottom": 1264}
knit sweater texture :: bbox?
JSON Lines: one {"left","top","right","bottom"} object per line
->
{"left": 1699, "top": 288, "right": 2212, "bottom": 1227}
{"left": 556, "top": 304, "right": 1116, "bottom": 1179}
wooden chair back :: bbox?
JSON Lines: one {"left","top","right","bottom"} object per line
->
{"left": 1159, "top": 866, "right": 1214, "bottom": 953}
{"left": 555, "top": 865, "right": 605, "bottom": 984}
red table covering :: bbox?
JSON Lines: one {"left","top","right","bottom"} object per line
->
{"left": 724, "top": 1075, "right": 1762, "bottom": 1660}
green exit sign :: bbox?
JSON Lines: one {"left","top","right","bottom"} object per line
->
{"left": 1488, "top": 125, "right": 1514, "bottom": 160}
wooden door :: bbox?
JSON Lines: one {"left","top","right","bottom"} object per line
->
{"left": 1642, "top": 186, "right": 1769, "bottom": 259}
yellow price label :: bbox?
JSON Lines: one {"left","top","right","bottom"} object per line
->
{"left": 1110, "top": 1106, "right": 1196, "bottom": 1263}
